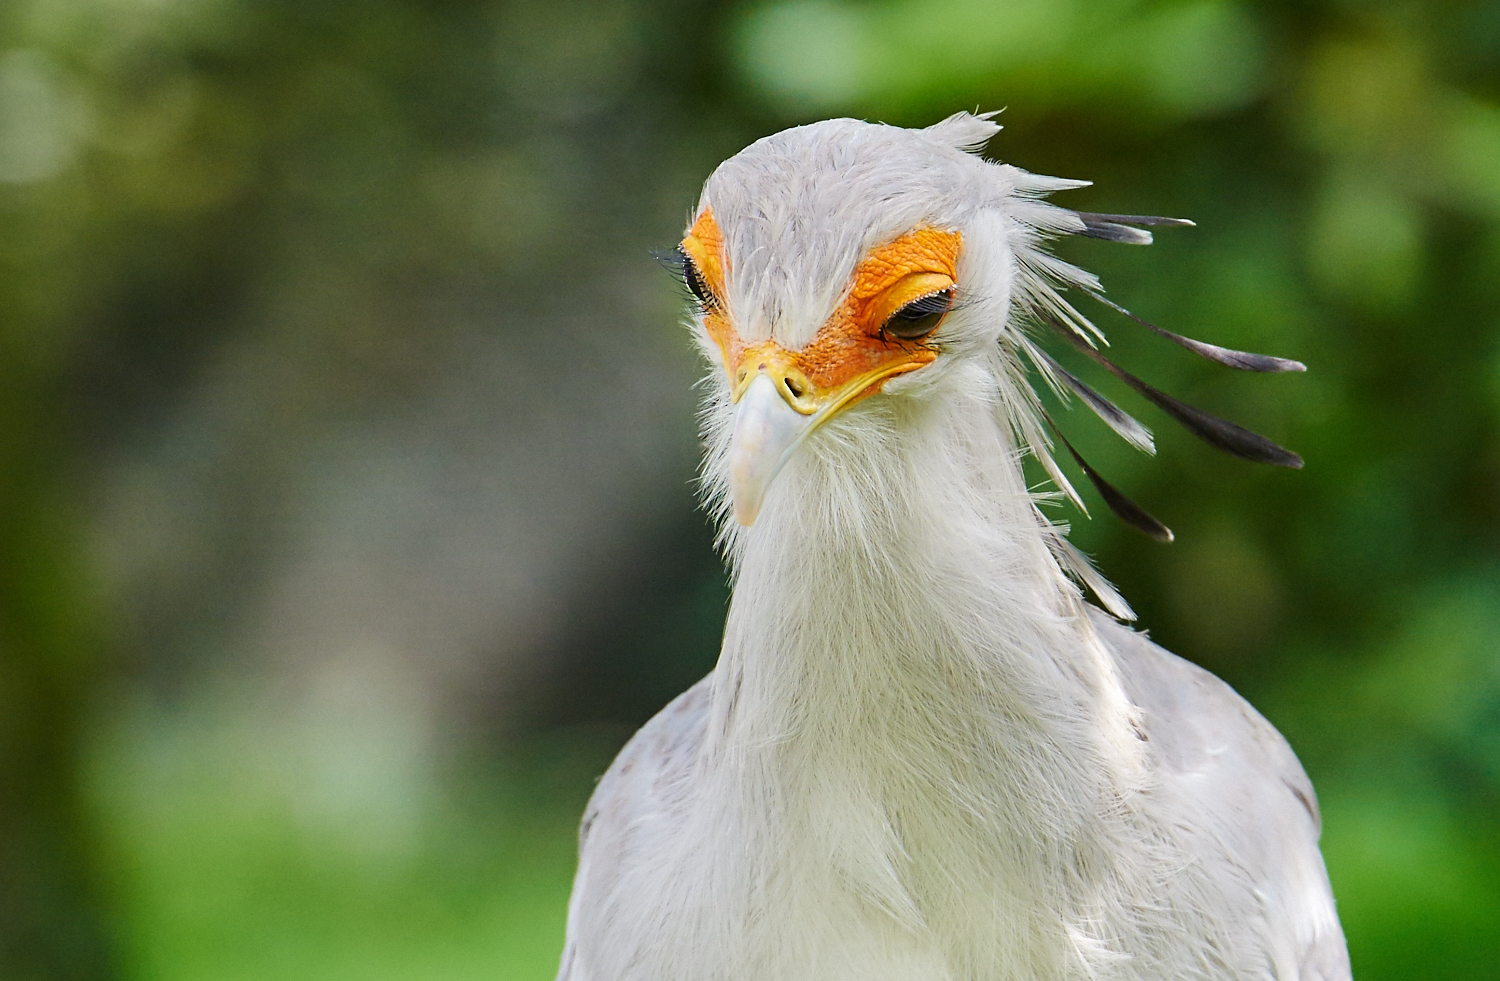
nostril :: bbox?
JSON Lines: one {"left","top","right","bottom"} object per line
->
{"left": 785, "top": 377, "right": 805, "bottom": 398}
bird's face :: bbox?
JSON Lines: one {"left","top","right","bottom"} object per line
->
{"left": 683, "top": 208, "right": 966, "bottom": 526}
{"left": 682, "top": 113, "right": 1300, "bottom": 555}
{"left": 682, "top": 116, "right": 1022, "bottom": 529}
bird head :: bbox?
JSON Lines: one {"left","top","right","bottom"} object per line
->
{"left": 677, "top": 112, "right": 1302, "bottom": 550}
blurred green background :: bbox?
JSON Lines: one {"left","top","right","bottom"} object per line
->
{"left": 0, "top": 0, "right": 1497, "bottom": 978}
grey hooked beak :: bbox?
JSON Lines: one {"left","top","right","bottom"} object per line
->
{"left": 727, "top": 373, "right": 811, "bottom": 526}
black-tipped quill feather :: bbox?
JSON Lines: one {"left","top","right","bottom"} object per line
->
{"left": 1049, "top": 318, "right": 1304, "bottom": 468}
{"left": 1073, "top": 212, "right": 1197, "bottom": 228}
{"left": 1089, "top": 293, "right": 1305, "bottom": 373}
{"left": 1062, "top": 212, "right": 1302, "bottom": 372}
{"left": 1069, "top": 211, "right": 1196, "bottom": 246}
{"left": 1033, "top": 347, "right": 1155, "bottom": 455}
{"left": 1046, "top": 418, "right": 1174, "bottom": 542}
{"left": 1075, "top": 220, "right": 1153, "bottom": 245}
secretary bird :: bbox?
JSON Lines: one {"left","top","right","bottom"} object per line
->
{"left": 556, "top": 111, "right": 1349, "bottom": 981}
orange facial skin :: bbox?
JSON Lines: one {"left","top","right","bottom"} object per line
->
{"left": 682, "top": 208, "right": 960, "bottom": 415}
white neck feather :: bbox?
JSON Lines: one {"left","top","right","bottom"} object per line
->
{"left": 698, "top": 380, "right": 1154, "bottom": 976}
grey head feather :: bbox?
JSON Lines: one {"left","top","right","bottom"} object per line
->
{"left": 922, "top": 109, "right": 1004, "bottom": 152}
{"left": 700, "top": 116, "right": 1002, "bottom": 348}
{"left": 1040, "top": 514, "right": 1138, "bottom": 620}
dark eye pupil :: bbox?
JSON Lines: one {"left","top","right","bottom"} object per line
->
{"left": 883, "top": 288, "right": 952, "bottom": 340}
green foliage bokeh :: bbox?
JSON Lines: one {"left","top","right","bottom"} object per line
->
{"left": 0, "top": 0, "right": 1496, "bottom": 978}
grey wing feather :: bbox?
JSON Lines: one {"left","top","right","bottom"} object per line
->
{"left": 557, "top": 677, "right": 714, "bottom": 981}
{"left": 1090, "top": 608, "right": 1351, "bottom": 981}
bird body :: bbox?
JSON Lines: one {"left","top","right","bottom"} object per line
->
{"left": 557, "top": 113, "right": 1349, "bottom": 981}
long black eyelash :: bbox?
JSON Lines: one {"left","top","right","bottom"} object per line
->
{"left": 684, "top": 260, "right": 719, "bottom": 309}
{"left": 651, "top": 248, "right": 686, "bottom": 279}
{"left": 879, "top": 287, "right": 958, "bottom": 346}
{"left": 653, "top": 246, "right": 720, "bottom": 309}
{"left": 897, "top": 289, "right": 957, "bottom": 316}
{"left": 879, "top": 286, "right": 974, "bottom": 333}
{"left": 908, "top": 286, "right": 984, "bottom": 319}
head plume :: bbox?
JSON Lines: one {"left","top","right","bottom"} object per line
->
{"left": 679, "top": 111, "right": 1304, "bottom": 612}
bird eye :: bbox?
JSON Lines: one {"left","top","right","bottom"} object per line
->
{"left": 680, "top": 250, "right": 719, "bottom": 310}
{"left": 882, "top": 288, "right": 952, "bottom": 341}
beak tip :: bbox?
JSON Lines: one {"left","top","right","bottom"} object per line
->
{"left": 729, "top": 470, "right": 765, "bottom": 526}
